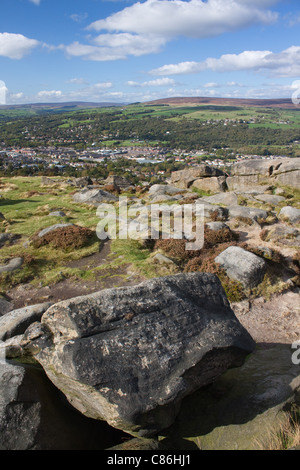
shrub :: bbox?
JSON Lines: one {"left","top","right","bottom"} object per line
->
{"left": 260, "top": 229, "right": 269, "bottom": 241}
{"left": 154, "top": 238, "right": 201, "bottom": 261}
{"left": 32, "top": 225, "right": 96, "bottom": 251}
{"left": 204, "top": 227, "right": 239, "bottom": 247}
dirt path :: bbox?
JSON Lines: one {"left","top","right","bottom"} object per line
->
{"left": 232, "top": 289, "right": 300, "bottom": 345}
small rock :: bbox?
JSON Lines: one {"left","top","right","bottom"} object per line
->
{"left": 0, "top": 257, "right": 23, "bottom": 274}
{"left": 215, "top": 246, "right": 266, "bottom": 288}
{"left": 49, "top": 211, "right": 66, "bottom": 217}
{"left": 279, "top": 206, "right": 300, "bottom": 224}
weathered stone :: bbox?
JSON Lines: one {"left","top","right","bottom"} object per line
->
{"left": 254, "top": 194, "right": 285, "bottom": 205}
{"left": 171, "top": 165, "right": 224, "bottom": 189}
{"left": 228, "top": 205, "right": 268, "bottom": 223}
{"left": 148, "top": 184, "right": 186, "bottom": 197}
{"left": 0, "top": 303, "right": 52, "bottom": 341}
{"left": 202, "top": 192, "right": 238, "bottom": 206}
{"left": 228, "top": 158, "right": 300, "bottom": 190}
{"left": 0, "top": 233, "right": 21, "bottom": 248}
{"left": 104, "top": 175, "right": 132, "bottom": 190}
{"left": 215, "top": 246, "right": 266, "bottom": 288}
{"left": 263, "top": 225, "right": 300, "bottom": 243}
{"left": 73, "top": 188, "right": 118, "bottom": 205}
{"left": 0, "top": 257, "right": 23, "bottom": 274}
{"left": 0, "top": 298, "right": 13, "bottom": 316}
{"left": 22, "top": 273, "right": 255, "bottom": 437}
{"left": 74, "top": 176, "right": 93, "bottom": 187}
{"left": 0, "top": 361, "right": 125, "bottom": 450}
{"left": 49, "top": 211, "right": 66, "bottom": 217}
{"left": 279, "top": 206, "right": 300, "bottom": 224}
{"left": 206, "top": 222, "right": 229, "bottom": 231}
{"left": 152, "top": 253, "right": 177, "bottom": 266}
{"left": 191, "top": 176, "right": 226, "bottom": 194}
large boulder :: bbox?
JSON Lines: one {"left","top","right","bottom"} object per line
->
{"left": 171, "top": 165, "right": 224, "bottom": 189}
{"left": 227, "top": 158, "right": 300, "bottom": 190}
{"left": 104, "top": 175, "right": 132, "bottom": 191}
{"left": 215, "top": 246, "right": 267, "bottom": 288}
{"left": 22, "top": 273, "right": 255, "bottom": 437}
{"left": 191, "top": 176, "right": 227, "bottom": 194}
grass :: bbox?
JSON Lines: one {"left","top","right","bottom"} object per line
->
{"left": 0, "top": 176, "right": 103, "bottom": 290}
{"left": 256, "top": 407, "right": 300, "bottom": 450}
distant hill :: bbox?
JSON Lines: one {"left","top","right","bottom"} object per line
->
{"left": 0, "top": 101, "right": 124, "bottom": 111}
{"left": 143, "top": 96, "right": 298, "bottom": 109}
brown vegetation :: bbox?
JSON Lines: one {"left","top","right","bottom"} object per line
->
{"left": 32, "top": 225, "right": 96, "bottom": 251}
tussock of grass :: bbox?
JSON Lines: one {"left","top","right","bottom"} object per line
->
{"left": 256, "top": 408, "right": 300, "bottom": 450}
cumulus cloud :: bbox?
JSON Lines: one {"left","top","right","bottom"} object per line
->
{"left": 63, "top": 0, "right": 278, "bottom": 62}
{"left": 65, "top": 33, "right": 166, "bottom": 61}
{"left": 150, "top": 46, "right": 300, "bottom": 78}
{"left": 29, "top": 0, "right": 41, "bottom": 5}
{"left": 88, "top": 0, "right": 278, "bottom": 38}
{"left": 0, "top": 33, "right": 40, "bottom": 59}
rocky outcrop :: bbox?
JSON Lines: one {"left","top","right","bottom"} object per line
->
{"left": 21, "top": 273, "right": 255, "bottom": 437}
{"left": 104, "top": 175, "right": 132, "bottom": 191}
{"left": 227, "top": 158, "right": 300, "bottom": 190}
{"left": 73, "top": 188, "right": 118, "bottom": 205}
{"left": 171, "top": 165, "right": 225, "bottom": 191}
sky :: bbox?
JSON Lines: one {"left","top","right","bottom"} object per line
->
{"left": 1, "top": 0, "right": 300, "bottom": 105}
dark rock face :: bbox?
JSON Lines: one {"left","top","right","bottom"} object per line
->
{"left": 23, "top": 273, "right": 255, "bottom": 437}
{"left": 0, "top": 361, "right": 125, "bottom": 450}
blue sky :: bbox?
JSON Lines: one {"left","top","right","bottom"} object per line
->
{"left": 1, "top": 0, "right": 300, "bottom": 105}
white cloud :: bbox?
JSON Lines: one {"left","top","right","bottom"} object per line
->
{"left": 88, "top": 0, "right": 278, "bottom": 39}
{"left": 62, "top": 0, "right": 278, "bottom": 62}
{"left": 150, "top": 46, "right": 300, "bottom": 78}
{"left": 37, "top": 90, "right": 62, "bottom": 98}
{"left": 29, "top": 0, "right": 41, "bottom": 5}
{"left": 0, "top": 33, "right": 40, "bottom": 59}
{"left": 127, "top": 77, "right": 176, "bottom": 87}
{"left": 0, "top": 80, "right": 7, "bottom": 105}
{"left": 65, "top": 33, "right": 166, "bottom": 61}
